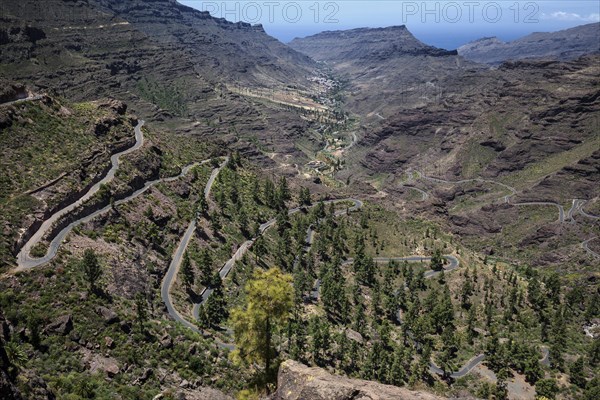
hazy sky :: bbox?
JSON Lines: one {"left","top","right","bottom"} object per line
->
{"left": 179, "top": 1, "right": 600, "bottom": 49}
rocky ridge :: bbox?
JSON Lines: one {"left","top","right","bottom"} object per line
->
{"left": 458, "top": 22, "right": 600, "bottom": 65}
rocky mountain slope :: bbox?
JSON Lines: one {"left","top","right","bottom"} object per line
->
{"left": 290, "top": 25, "right": 482, "bottom": 119}
{"left": 358, "top": 55, "right": 599, "bottom": 265}
{"left": 0, "top": 0, "right": 322, "bottom": 161}
{"left": 458, "top": 22, "right": 600, "bottom": 65}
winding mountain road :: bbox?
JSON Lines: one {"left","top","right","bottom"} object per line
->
{"left": 403, "top": 185, "right": 429, "bottom": 201}
{"left": 419, "top": 171, "right": 566, "bottom": 221}
{"left": 15, "top": 120, "right": 146, "bottom": 271}
{"left": 429, "top": 354, "right": 486, "bottom": 379}
{"left": 11, "top": 113, "right": 578, "bottom": 375}
{"left": 160, "top": 158, "right": 228, "bottom": 336}
{"left": 574, "top": 199, "right": 600, "bottom": 220}
{"left": 415, "top": 171, "right": 600, "bottom": 257}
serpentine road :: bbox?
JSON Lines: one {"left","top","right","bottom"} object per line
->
{"left": 415, "top": 171, "right": 600, "bottom": 258}
{"left": 416, "top": 171, "right": 568, "bottom": 222}
{"left": 15, "top": 120, "right": 146, "bottom": 271}
{"left": 14, "top": 122, "right": 228, "bottom": 273}
{"left": 160, "top": 158, "right": 228, "bottom": 337}
{"left": 11, "top": 115, "right": 581, "bottom": 374}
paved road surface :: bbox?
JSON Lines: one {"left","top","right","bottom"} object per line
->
{"left": 0, "top": 94, "right": 44, "bottom": 107}
{"left": 403, "top": 185, "right": 429, "bottom": 201}
{"left": 574, "top": 199, "right": 600, "bottom": 220}
{"left": 160, "top": 159, "right": 228, "bottom": 337}
{"left": 415, "top": 171, "right": 600, "bottom": 254}
{"left": 582, "top": 237, "right": 600, "bottom": 259}
{"left": 15, "top": 120, "right": 146, "bottom": 271}
{"left": 418, "top": 171, "right": 568, "bottom": 221}
{"left": 429, "top": 354, "right": 486, "bottom": 379}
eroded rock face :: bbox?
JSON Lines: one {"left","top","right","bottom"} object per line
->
{"left": 272, "top": 360, "right": 446, "bottom": 400}
{"left": 45, "top": 314, "right": 73, "bottom": 335}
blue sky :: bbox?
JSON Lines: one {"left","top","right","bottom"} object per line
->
{"left": 179, "top": 1, "right": 600, "bottom": 49}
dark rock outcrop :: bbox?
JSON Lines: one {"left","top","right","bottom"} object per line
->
{"left": 96, "top": 306, "right": 119, "bottom": 325}
{"left": 45, "top": 314, "right": 73, "bottom": 335}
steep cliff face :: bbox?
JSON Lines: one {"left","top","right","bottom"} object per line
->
{"left": 90, "top": 0, "right": 317, "bottom": 86}
{"left": 458, "top": 22, "right": 600, "bottom": 65}
{"left": 272, "top": 360, "right": 450, "bottom": 400}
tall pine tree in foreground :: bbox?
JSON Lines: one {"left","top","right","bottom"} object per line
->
{"left": 230, "top": 267, "right": 293, "bottom": 381}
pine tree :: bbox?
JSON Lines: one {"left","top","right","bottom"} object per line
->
{"left": 544, "top": 272, "right": 561, "bottom": 305}
{"left": 460, "top": 278, "right": 473, "bottom": 309}
{"left": 431, "top": 285, "right": 454, "bottom": 333}
{"left": 353, "top": 301, "right": 366, "bottom": 334}
{"left": 536, "top": 378, "right": 559, "bottom": 399}
{"left": 251, "top": 177, "right": 261, "bottom": 204}
{"left": 263, "top": 178, "right": 276, "bottom": 207}
{"left": 276, "top": 176, "right": 290, "bottom": 207}
{"left": 135, "top": 293, "right": 147, "bottom": 335}
{"left": 197, "top": 303, "right": 210, "bottom": 329}
{"left": 569, "top": 357, "right": 586, "bottom": 388}
{"left": 205, "top": 273, "right": 227, "bottom": 327}
{"left": 309, "top": 316, "right": 330, "bottom": 366}
{"left": 210, "top": 211, "right": 221, "bottom": 235}
{"left": 197, "top": 195, "right": 208, "bottom": 217}
{"left": 550, "top": 307, "right": 567, "bottom": 371}
{"left": 238, "top": 208, "right": 249, "bottom": 237}
{"left": 353, "top": 235, "right": 375, "bottom": 286}
{"left": 321, "top": 261, "right": 345, "bottom": 317}
{"left": 467, "top": 306, "right": 477, "bottom": 344}
{"left": 81, "top": 249, "right": 102, "bottom": 293}
{"left": 230, "top": 268, "right": 294, "bottom": 376}
{"left": 430, "top": 248, "right": 444, "bottom": 271}
{"left": 388, "top": 345, "right": 407, "bottom": 386}
{"left": 197, "top": 249, "right": 213, "bottom": 286}
{"left": 276, "top": 208, "right": 290, "bottom": 235}
{"left": 180, "top": 251, "right": 194, "bottom": 290}
{"left": 299, "top": 187, "right": 311, "bottom": 206}
{"left": 253, "top": 235, "right": 267, "bottom": 264}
